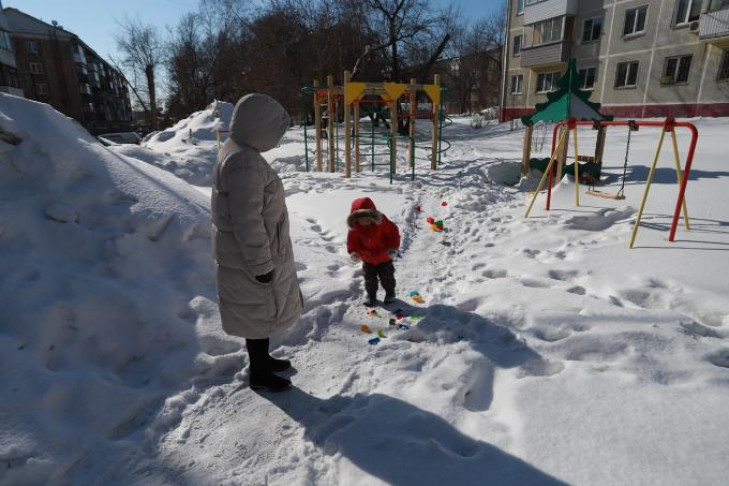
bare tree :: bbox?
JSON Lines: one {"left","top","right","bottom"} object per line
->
{"left": 116, "top": 16, "right": 163, "bottom": 129}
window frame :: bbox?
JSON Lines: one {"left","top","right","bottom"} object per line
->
{"left": 623, "top": 5, "right": 648, "bottom": 37}
{"left": 661, "top": 54, "right": 693, "bottom": 85}
{"left": 582, "top": 16, "right": 603, "bottom": 43}
{"left": 511, "top": 74, "right": 524, "bottom": 94}
{"left": 25, "top": 41, "right": 39, "bottom": 54}
{"left": 615, "top": 60, "right": 640, "bottom": 89}
{"left": 29, "top": 62, "right": 44, "bottom": 75}
{"left": 578, "top": 66, "right": 598, "bottom": 91}
{"left": 533, "top": 17, "right": 565, "bottom": 46}
{"left": 517, "top": 0, "right": 525, "bottom": 16}
{"left": 36, "top": 83, "right": 49, "bottom": 96}
{"left": 718, "top": 49, "right": 729, "bottom": 81}
{"left": 513, "top": 34, "right": 523, "bottom": 57}
{"left": 536, "top": 71, "right": 560, "bottom": 93}
{"left": 673, "top": 0, "right": 702, "bottom": 26}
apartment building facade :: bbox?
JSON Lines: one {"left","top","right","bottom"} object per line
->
{"left": 0, "top": 0, "right": 22, "bottom": 96}
{"left": 2, "top": 7, "right": 131, "bottom": 133}
{"left": 502, "top": 0, "right": 729, "bottom": 120}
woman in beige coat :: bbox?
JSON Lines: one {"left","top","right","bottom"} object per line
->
{"left": 211, "top": 94, "right": 302, "bottom": 391}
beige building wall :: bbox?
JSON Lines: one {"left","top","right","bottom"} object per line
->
{"left": 502, "top": 0, "right": 729, "bottom": 120}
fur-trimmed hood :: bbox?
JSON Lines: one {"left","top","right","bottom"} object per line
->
{"left": 347, "top": 197, "right": 383, "bottom": 228}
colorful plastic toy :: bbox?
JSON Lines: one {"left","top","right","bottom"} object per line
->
{"left": 415, "top": 205, "right": 422, "bottom": 212}
{"left": 392, "top": 308, "right": 403, "bottom": 315}
{"left": 409, "top": 291, "right": 420, "bottom": 297}
{"left": 377, "top": 329, "right": 387, "bottom": 338}
{"left": 361, "top": 325, "right": 372, "bottom": 333}
{"left": 367, "top": 309, "right": 378, "bottom": 317}
{"left": 410, "top": 313, "right": 424, "bottom": 322}
{"left": 441, "top": 201, "right": 448, "bottom": 207}
{"left": 368, "top": 337, "right": 380, "bottom": 345}
{"left": 396, "top": 313, "right": 405, "bottom": 321}
{"left": 389, "top": 318, "right": 396, "bottom": 326}
{"left": 398, "top": 323, "right": 410, "bottom": 330}
{"left": 426, "top": 217, "right": 435, "bottom": 224}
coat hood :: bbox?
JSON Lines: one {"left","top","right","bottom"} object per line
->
{"left": 230, "top": 93, "right": 290, "bottom": 153}
{"left": 347, "top": 197, "right": 383, "bottom": 228}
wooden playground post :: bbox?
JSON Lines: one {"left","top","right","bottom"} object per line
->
{"left": 389, "top": 97, "right": 398, "bottom": 176}
{"left": 354, "top": 99, "right": 360, "bottom": 173}
{"left": 431, "top": 75, "right": 441, "bottom": 170}
{"left": 595, "top": 125, "right": 607, "bottom": 167}
{"left": 344, "top": 71, "right": 352, "bottom": 178}
{"left": 525, "top": 128, "right": 569, "bottom": 218}
{"left": 522, "top": 125, "right": 533, "bottom": 175}
{"left": 572, "top": 122, "right": 580, "bottom": 206}
{"left": 409, "top": 78, "right": 416, "bottom": 168}
{"left": 327, "top": 75, "right": 335, "bottom": 172}
{"left": 556, "top": 125, "right": 569, "bottom": 183}
{"left": 313, "top": 79, "right": 322, "bottom": 172}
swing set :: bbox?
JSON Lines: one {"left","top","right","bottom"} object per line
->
{"left": 524, "top": 116, "right": 699, "bottom": 248}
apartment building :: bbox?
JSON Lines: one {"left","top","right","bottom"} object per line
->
{"left": 2, "top": 7, "right": 131, "bottom": 133}
{"left": 502, "top": 0, "right": 729, "bottom": 120}
{"left": 0, "top": 0, "right": 21, "bottom": 96}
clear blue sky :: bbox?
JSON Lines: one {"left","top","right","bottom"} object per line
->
{"left": 4, "top": 0, "right": 500, "bottom": 62}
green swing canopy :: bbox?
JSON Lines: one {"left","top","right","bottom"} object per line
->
{"left": 521, "top": 59, "right": 613, "bottom": 127}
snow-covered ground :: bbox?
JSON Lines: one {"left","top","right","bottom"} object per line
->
{"left": 1, "top": 94, "right": 728, "bottom": 485}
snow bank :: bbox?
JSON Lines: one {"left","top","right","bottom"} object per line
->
{"left": 0, "top": 94, "right": 241, "bottom": 484}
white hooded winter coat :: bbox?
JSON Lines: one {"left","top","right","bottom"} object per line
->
{"left": 211, "top": 94, "right": 302, "bottom": 339}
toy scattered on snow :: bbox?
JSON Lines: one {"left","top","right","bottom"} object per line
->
{"left": 410, "top": 291, "right": 425, "bottom": 304}
{"left": 389, "top": 318, "right": 396, "bottom": 326}
{"left": 398, "top": 323, "right": 410, "bottom": 330}
{"left": 361, "top": 325, "right": 372, "bottom": 334}
{"left": 396, "top": 313, "right": 405, "bottom": 321}
{"left": 377, "top": 329, "right": 387, "bottom": 338}
{"left": 426, "top": 217, "right": 444, "bottom": 232}
{"left": 368, "top": 337, "right": 380, "bottom": 345}
{"left": 415, "top": 205, "right": 422, "bottom": 213}
{"left": 392, "top": 308, "right": 403, "bottom": 315}
{"left": 367, "top": 309, "right": 379, "bottom": 317}
{"left": 410, "top": 313, "right": 424, "bottom": 322}
{"left": 441, "top": 201, "right": 448, "bottom": 207}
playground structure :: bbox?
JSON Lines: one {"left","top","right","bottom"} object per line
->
{"left": 524, "top": 116, "right": 699, "bottom": 249}
{"left": 300, "top": 72, "right": 449, "bottom": 182}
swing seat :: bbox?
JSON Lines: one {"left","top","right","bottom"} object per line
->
{"left": 586, "top": 189, "right": 626, "bottom": 200}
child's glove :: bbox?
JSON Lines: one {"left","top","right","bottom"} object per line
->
{"left": 388, "top": 249, "right": 399, "bottom": 259}
{"left": 350, "top": 253, "right": 361, "bottom": 263}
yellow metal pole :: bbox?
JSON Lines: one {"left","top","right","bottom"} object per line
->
{"left": 525, "top": 128, "right": 569, "bottom": 218}
{"left": 314, "top": 79, "right": 322, "bottom": 172}
{"left": 573, "top": 126, "right": 580, "bottom": 207}
{"left": 327, "top": 75, "right": 335, "bottom": 173}
{"left": 630, "top": 128, "right": 667, "bottom": 249}
{"left": 670, "top": 129, "right": 691, "bottom": 231}
{"left": 354, "top": 101, "right": 360, "bottom": 173}
{"left": 344, "top": 71, "right": 352, "bottom": 178}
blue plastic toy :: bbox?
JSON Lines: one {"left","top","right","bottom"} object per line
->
{"left": 368, "top": 337, "right": 380, "bottom": 345}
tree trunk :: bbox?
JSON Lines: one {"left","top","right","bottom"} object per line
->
{"left": 145, "top": 64, "right": 158, "bottom": 130}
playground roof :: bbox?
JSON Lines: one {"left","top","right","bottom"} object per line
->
{"left": 521, "top": 59, "right": 613, "bottom": 126}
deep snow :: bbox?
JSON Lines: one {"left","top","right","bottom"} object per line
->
{"left": 1, "top": 94, "right": 728, "bottom": 486}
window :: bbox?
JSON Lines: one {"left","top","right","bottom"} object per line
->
{"left": 0, "top": 30, "right": 12, "bottom": 52}
{"left": 662, "top": 55, "right": 692, "bottom": 85}
{"left": 582, "top": 17, "right": 603, "bottom": 42}
{"left": 709, "top": 0, "right": 729, "bottom": 12}
{"left": 719, "top": 50, "right": 729, "bottom": 80}
{"left": 517, "top": 0, "right": 524, "bottom": 15}
{"left": 513, "top": 35, "right": 523, "bottom": 56}
{"left": 623, "top": 6, "right": 648, "bottom": 36}
{"left": 29, "top": 62, "right": 43, "bottom": 75}
{"left": 533, "top": 17, "right": 564, "bottom": 45}
{"left": 25, "top": 41, "right": 39, "bottom": 54}
{"left": 578, "top": 67, "right": 597, "bottom": 90}
{"left": 511, "top": 74, "right": 524, "bottom": 94}
{"left": 536, "top": 71, "right": 560, "bottom": 93}
{"left": 615, "top": 61, "right": 639, "bottom": 88}
{"left": 36, "top": 83, "right": 48, "bottom": 95}
{"left": 674, "top": 0, "right": 702, "bottom": 25}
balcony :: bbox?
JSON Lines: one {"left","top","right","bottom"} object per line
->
{"left": 524, "top": 0, "right": 578, "bottom": 25}
{"left": 521, "top": 41, "right": 571, "bottom": 69}
{"left": 699, "top": 7, "right": 729, "bottom": 46}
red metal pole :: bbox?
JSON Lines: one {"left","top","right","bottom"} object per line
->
{"left": 669, "top": 123, "right": 698, "bottom": 241}
{"left": 546, "top": 122, "right": 564, "bottom": 211}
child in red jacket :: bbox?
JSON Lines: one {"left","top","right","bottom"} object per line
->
{"left": 347, "top": 197, "right": 401, "bottom": 307}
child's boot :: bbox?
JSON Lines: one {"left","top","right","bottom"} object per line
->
{"left": 364, "top": 293, "right": 377, "bottom": 307}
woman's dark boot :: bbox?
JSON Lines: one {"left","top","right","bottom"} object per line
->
{"left": 247, "top": 339, "right": 291, "bottom": 392}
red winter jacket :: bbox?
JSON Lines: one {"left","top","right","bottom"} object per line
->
{"left": 347, "top": 197, "right": 401, "bottom": 265}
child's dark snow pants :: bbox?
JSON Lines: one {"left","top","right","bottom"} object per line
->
{"left": 363, "top": 261, "right": 396, "bottom": 298}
